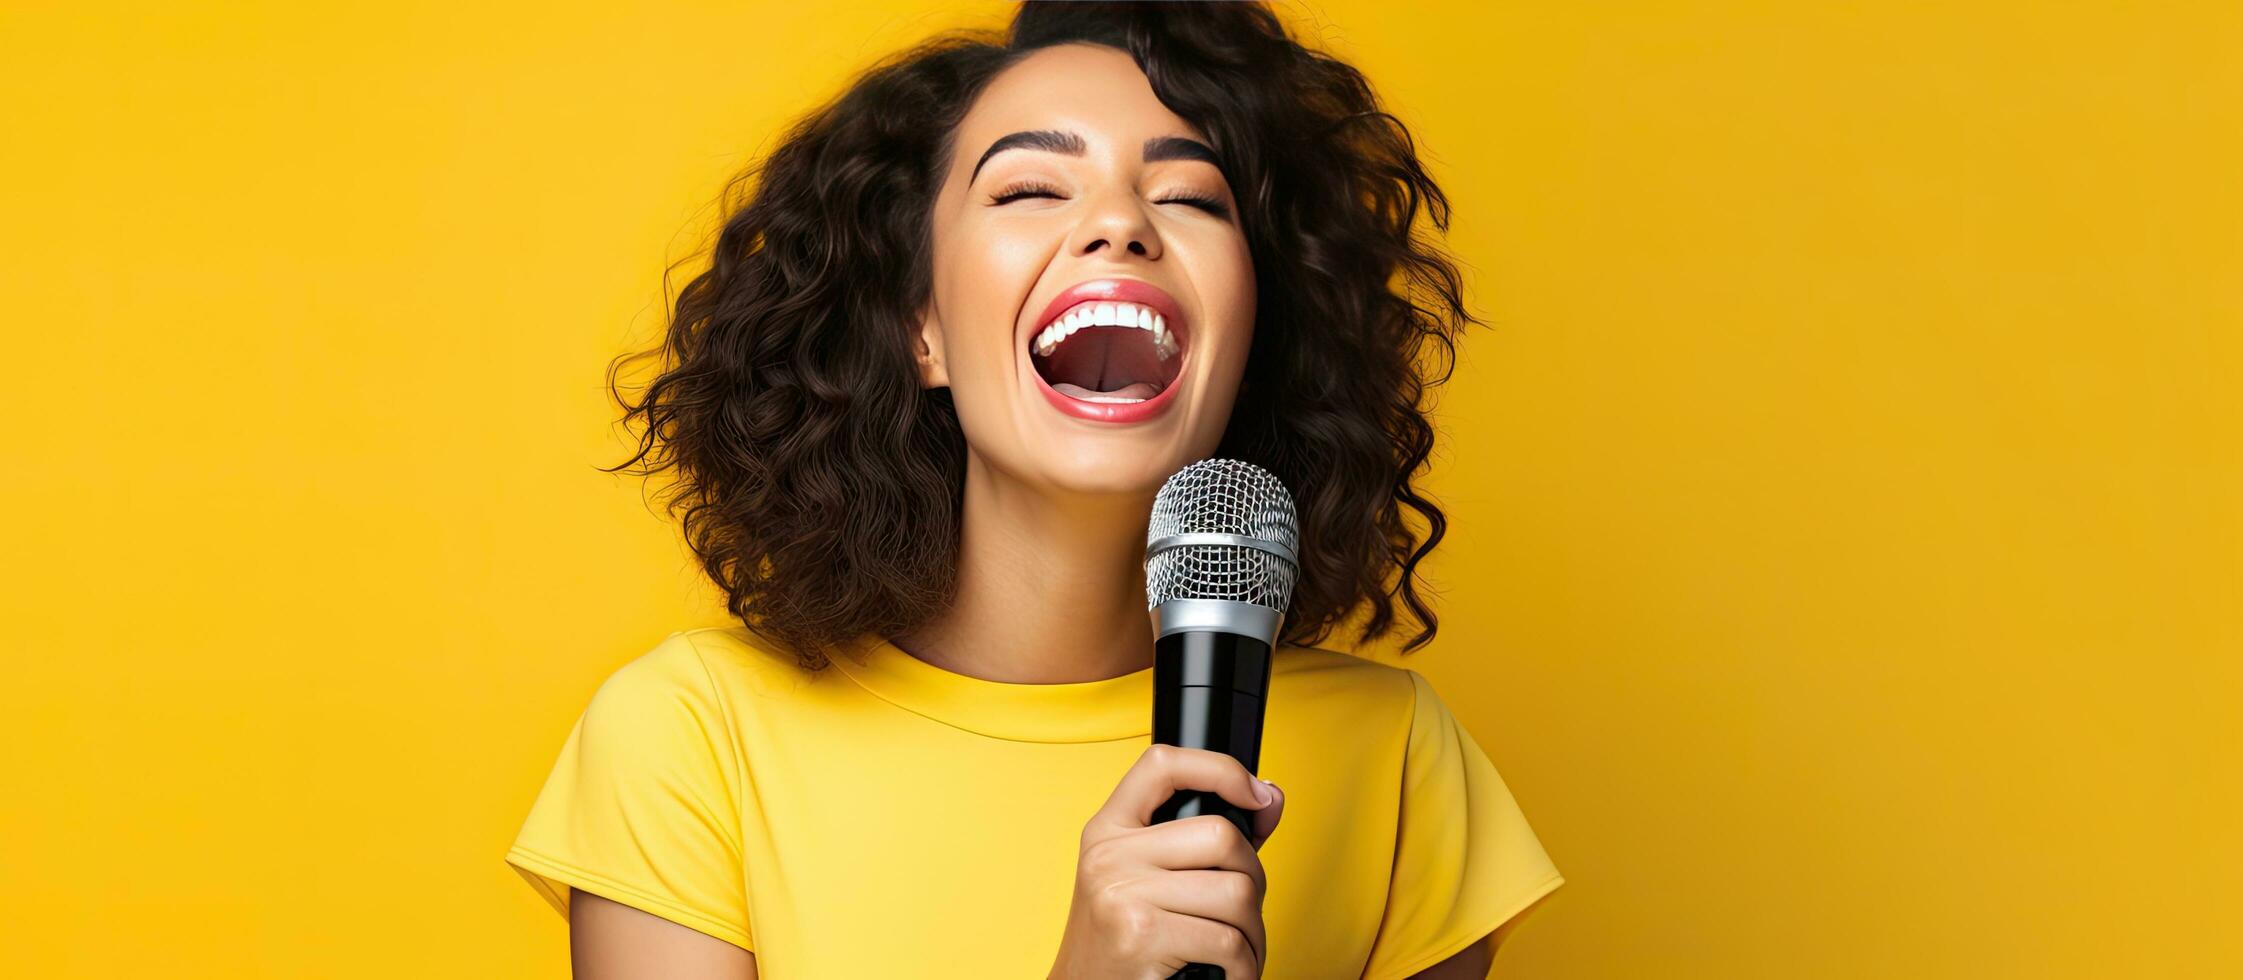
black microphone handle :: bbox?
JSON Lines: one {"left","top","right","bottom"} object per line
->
{"left": 1150, "top": 628, "right": 1274, "bottom": 980}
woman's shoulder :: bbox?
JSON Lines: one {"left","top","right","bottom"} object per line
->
{"left": 1273, "top": 641, "right": 1415, "bottom": 681}
{"left": 658, "top": 624, "right": 838, "bottom": 697}
{"left": 1272, "top": 642, "right": 1422, "bottom": 718}
{"left": 567, "top": 626, "right": 826, "bottom": 716}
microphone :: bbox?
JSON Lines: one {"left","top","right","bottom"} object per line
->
{"left": 1144, "top": 458, "right": 1300, "bottom": 980}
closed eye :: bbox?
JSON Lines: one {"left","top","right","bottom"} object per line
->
{"left": 989, "top": 180, "right": 1064, "bottom": 206}
{"left": 1156, "top": 194, "right": 1232, "bottom": 219}
{"left": 989, "top": 183, "right": 1233, "bottom": 220}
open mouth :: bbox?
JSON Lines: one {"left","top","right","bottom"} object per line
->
{"left": 1028, "top": 300, "right": 1185, "bottom": 405}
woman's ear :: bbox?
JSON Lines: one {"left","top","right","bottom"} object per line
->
{"left": 915, "top": 304, "right": 949, "bottom": 388}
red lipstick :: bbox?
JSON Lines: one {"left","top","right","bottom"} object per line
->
{"left": 1025, "top": 278, "right": 1190, "bottom": 424}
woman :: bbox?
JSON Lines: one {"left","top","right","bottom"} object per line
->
{"left": 506, "top": 3, "right": 1563, "bottom": 977}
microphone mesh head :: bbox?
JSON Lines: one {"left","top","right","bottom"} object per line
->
{"left": 1146, "top": 458, "right": 1300, "bottom": 612}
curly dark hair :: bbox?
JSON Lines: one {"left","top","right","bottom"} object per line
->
{"left": 605, "top": 1, "right": 1477, "bottom": 671}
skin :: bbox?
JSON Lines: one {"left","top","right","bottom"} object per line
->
{"left": 567, "top": 43, "right": 1508, "bottom": 979}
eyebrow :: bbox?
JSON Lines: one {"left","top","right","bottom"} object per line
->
{"left": 967, "top": 129, "right": 1222, "bottom": 184}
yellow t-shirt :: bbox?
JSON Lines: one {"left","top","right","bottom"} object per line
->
{"left": 505, "top": 627, "right": 1563, "bottom": 978}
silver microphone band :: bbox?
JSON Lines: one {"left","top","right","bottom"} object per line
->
{"left": 1149, "top": 598, "right": 1285, "bottom": 645}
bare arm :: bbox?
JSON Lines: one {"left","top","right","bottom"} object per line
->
{"left": 1406, "top": 933, "right": 1492, "bottom": 979}
{"left": 567, "top": 887, "right": 758, "bottom": 979}
{"left": 1407, "top": 910, "right": 1531, "bottom": 979}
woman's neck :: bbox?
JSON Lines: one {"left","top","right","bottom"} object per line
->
{"left": 891, "top": 455, "right": 1156, "bottom": 684}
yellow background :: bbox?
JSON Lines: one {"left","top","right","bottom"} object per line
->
{"left": 2, "top": 1, "right": 2235, "bottom": 976}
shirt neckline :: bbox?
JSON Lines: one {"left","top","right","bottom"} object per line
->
{"left": 829, "top": 635, "right": 1154, "bottom": 744}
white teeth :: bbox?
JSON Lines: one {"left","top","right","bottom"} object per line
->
{"left": 1028, "top": 301, "right": 1179, "bottom": 359}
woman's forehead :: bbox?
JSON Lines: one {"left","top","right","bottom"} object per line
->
{"left": 951, "top": 45, "right": 1208, "bottom": 174}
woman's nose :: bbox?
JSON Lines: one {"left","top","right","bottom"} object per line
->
{"left": 1069, "top": 191, "right": 1162, "bottom": 261}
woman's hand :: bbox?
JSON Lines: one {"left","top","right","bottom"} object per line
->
{"left": 1047, "top": 744, "right": 1287, "bottom": 979}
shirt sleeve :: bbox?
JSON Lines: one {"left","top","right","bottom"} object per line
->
{"left": 1360, "top": 669, "right": 1563, "bottom": 979}
{"left": 504, "top": 631, "right": 754, "bottom": 950}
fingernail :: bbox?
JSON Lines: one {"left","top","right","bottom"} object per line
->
{"left": 1253, "top": 778, "right": 1275, "bottom": 806}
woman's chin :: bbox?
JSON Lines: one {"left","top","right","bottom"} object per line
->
{"left": 1004, "top": 437, "right": 1199, "bottom": 500}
